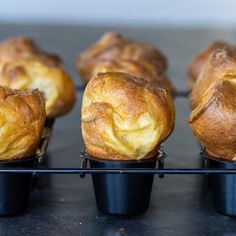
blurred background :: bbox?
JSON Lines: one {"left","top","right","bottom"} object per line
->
{"left": 1, "top": 0, "right": 236, "bottom": 90}
{"left": 0, "top": 0, "right": 236, "bottom": 27}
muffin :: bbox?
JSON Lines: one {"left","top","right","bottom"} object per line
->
{"left": 0, "top": 36, "right": 60, "bottom": 66}
{"left": 189, "top": 45, "right": 236, "bottom": 160}
{"left": 76, "top": 32, "right": 175, "bottom": 95}
{"left": 189, "top": 47, "right": 236, "bottom": 109}
{"left": 189, "top": 76, "right": 236, "bottom": 161}
{"left": 188, "top": 41, "right": 235, "bottom": 90}
{"left": 0, "top": 36, "right": 76, "bottom": 118}
{"left": 81, "top": 72, "right": 175, "bottom": 160}
{"left": 0, "top": 86, "right": 46, "bottom": 161}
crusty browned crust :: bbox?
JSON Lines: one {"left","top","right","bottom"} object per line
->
{"left": 189, "top": 79, "right": 236, "bottom": 161}
{"left": 0, "top": 86, "right": 46, "bottom": 160}
{"left": 0, "top": 36, "right": 61, "bottom": 66}
{"left": 187, "top": 41, "right": 234, "bottom": 90}
{"left": 190, "top": 47, "right": 236, "bottom": 109}
{"left": 81, "top": 72, "right": 175, "bottom": 161}
{"left": 0, "top": 36, "right": 76, "bottom": 118}
{"left": 0, "top": 57, "right": 76, "bottom": 118}
{"left": 76, "top": 32, "right": 175, "bottom": 95}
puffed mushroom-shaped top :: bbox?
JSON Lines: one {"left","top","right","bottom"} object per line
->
{"left": 76, "top": 32, "right": 167, "bottom": 84}
{"left": 0, "top": 58, "right": 76, "bottom": 118}
{"left": 190, "top": 48, "right": 236, "bottom": 109}
{"left": 0, "top": 36, "right": 60, "bottom": 67}
{"left": 189, "top": 78, "right": 236, "bottom": 161}
{"left": 0, "top": 86, "right": 46, "bottom": 161}
{"left": 81, "top": 72, "right": 175, "bottom": 161}
{"left": 92, "top": 60, "right": 175, "bottom": 96}
{"left": 188, "top": 41, "right": 234, "bottom": 90}
{"left": 0, "top": 36, "right": 76, "bottom": 118}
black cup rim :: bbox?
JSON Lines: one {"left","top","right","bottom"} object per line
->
{"left": 200, "top": 146, "right": 236, "bottom": 164}
{"left": 204, "top": 155, "right": 236, "bottom": 165}
{"left": 85, "top": 151, "right": 164, "bottom": 164}
{"left": 82, "top": 147, "right": 165, "bottom": 164}
{"left": 0, "top": 156, "right": 37, "bottom": 165}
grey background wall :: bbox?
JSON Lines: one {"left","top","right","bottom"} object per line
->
{"left": 0, "top": 0, "right": 236, "bottom": 27}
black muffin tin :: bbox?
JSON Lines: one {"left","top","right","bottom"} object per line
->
{"left": 0, "top": 157, "right": 37, "bottom": 216}
{"left": 0, "top": 118, "right": 54, "bottom": 216}
{"left": 84, "top": 151, "right": 164, "bottom": 216}
{"left": 1, "top": 88, "right": 236, "bottom": 217}
{"left": 201, "top": 150, "right": 236, "bottom": 217}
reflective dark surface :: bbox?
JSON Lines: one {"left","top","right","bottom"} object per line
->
{"left": 0, "top": 24, "right": 236, "bottom": 235}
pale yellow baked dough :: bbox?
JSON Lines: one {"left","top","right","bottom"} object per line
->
{"left": 0, "top": 36, "right": 76, "bottom": 118}
{"left": 0, "top": 58, "right": 76, "bottom": 118}
{"left": 76, "top": 32, "right": 175, "bottom": 95}
{"left": 82, "top": 72, "right": 175, "bottom": 160}
{"left": 0, "top": 86, "right": 46, "bottom": 160}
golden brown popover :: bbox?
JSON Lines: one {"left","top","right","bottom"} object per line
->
{"left": 0, "top": 86, "right": 46, "bottom": 161}
{"left": 92, "top": 59, "right": 175, "bottom": 96}
{"left": 81, "top": 72, "right": 175, "bottom": 161}
{"left": 189, "top": 79, "right": 236, "bottom": 161}
{"left": 0, "top": 36, "right": 76, "bottom": 118}
{"left": 76, "top": 32, "right": 167, "bottom": 82}
{"left": 0, "top": 36, "right": 60, "bottom": 66}
{"left": 76, "top": 32, "right": 175, "bottom": 95}
{"left": 190, "top": 47, "right": 236, "bottom": 109}
{"left": 0, "top": 58, "right": 76, "bottom": 118}
{"left": 187, "top": 41, "right": 234, "bottom": 90}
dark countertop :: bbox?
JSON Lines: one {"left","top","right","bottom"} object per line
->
{"left": 0, "top": 24, "right": 236, "bottom": 236}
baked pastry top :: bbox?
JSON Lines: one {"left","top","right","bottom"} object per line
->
{"left": 189, "top": 79, "right": 236, "bottom": 161}
{"left": 188, "top": 41, "right": 234, "bottom": 90}
{"left": 81, "top": 72, "right": 175, "bottom": 161}
{"left": 0, "top": 36, "right": 76, "bottom": 118}
{"left": 190, "top": 47, "right": 236, "bottom": 109}
{"left": 189, "top": 42, "right": 236, "bottom": 160}
{"left": 0, "top": 36, "right": 60, "bottom": 66}
{"left": 76, "top": 32, "right": 167, "bottom": 82}
{"left": 0, "top": 58, "right": 76, "bottom": 118}
{"left": 76, "top": 32, "right": 174, "bottom": 95}
{"left": 0, "top": 86, "right": 46, "bottom": 160}
{"left": 91, "top": 59, "right": 175, "bottom": 96}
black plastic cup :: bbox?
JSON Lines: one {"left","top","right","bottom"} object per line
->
{"left": 89, "top": 156, "right": 158, "bottom": 216}
{"left": 0, "top": 157, "right": 36, "bottom": 216}
{"left": 207, "top": 157, "right": 236, "bottom": 216}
